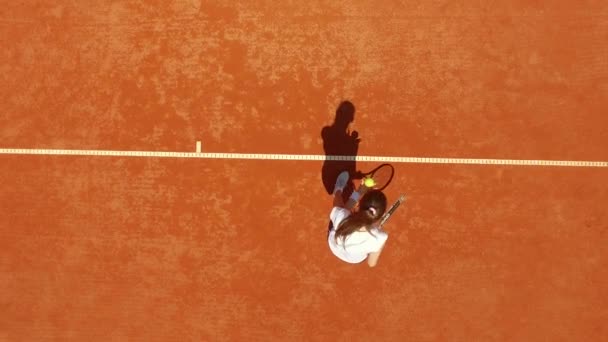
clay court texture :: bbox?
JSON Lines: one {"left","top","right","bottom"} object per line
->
{"left": 1, "top": 2, "right": 607, "bottom": 341}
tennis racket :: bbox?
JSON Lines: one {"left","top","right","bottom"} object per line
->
{"left": 359, "top": 163, "right": 394, "bottom": 191}
{"left": 378, "top": 194, "right": 406, "bottom": 228}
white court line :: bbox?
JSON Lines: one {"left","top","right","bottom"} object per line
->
{"left": 0, "top": 147, "right": 606, "bottom": 167}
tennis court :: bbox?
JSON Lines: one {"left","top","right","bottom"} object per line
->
{"left": 1, "top": 2, "right": 607, "bottom": 341}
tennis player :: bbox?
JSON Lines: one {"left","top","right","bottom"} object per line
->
{"left": 328, "top": 171, "right": 389, "bottom": 267}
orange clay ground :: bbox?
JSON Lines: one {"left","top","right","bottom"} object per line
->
{"left": 1, "top": 2, "right": 607, "bottom": 341}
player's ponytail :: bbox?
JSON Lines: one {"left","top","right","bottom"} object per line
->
{"left": 334, "top": 190, "right": 387, "bottom": 244}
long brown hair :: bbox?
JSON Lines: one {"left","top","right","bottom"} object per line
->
{"left": 335, "top": 190, "right": 387, "bottom": 244}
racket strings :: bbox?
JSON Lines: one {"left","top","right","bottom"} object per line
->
{"left": 370, "top": 166, "right": 394, "bottom": 189}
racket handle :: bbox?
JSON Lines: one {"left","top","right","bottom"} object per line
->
{"left": 379, "top": 195, "right": 406, "bottom": 227}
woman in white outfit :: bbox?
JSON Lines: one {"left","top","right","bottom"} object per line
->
{"left": 327, "top": 171, "right": 389, "bottom": 267}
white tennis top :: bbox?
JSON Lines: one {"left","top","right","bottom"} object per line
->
{"left": 327, "top": 207, "right": 389, "bottom": 263}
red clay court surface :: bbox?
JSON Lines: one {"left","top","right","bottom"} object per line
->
{"left": 1, "top": 2, "right": 607, "bottom": 341}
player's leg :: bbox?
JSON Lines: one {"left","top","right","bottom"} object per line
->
{"left": 332, "top": 171, "right": 349, "bottom": 208}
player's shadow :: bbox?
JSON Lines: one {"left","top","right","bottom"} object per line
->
{"left": 321, "top": 100, "right": 364, "bottom": 204}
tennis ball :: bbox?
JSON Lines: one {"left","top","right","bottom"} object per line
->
{"left": 364, "top": 178, "right": 375, "bottom": 187}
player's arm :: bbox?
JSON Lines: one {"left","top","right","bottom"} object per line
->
{"left": 367, "top": 230, "right": 389, "bottom": 267}
{"left": 367, "top": 244, "right": 385, "bottom": 267}
{"left": 345, "top": 182, "right": 371, "bottom": 210}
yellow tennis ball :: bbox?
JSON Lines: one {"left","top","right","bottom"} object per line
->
{"left": 364, "top": 178, "right": 375, "bottom": 187}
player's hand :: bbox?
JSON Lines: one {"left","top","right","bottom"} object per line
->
{"left": 358, "top": 180, "right": 372, "bottom": 195}
{"left": 351, "top": 130, "right": 361, "bottom": 143}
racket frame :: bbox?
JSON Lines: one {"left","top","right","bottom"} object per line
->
{"left": 360, "top": 163, "right": 395, "bottom": 191}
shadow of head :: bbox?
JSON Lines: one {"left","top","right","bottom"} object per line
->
{"left": 320, "top": 100, "right": 362, "bottom": 195}
{"left": 334, "top": 100, "right": 356, "bottom": 129}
